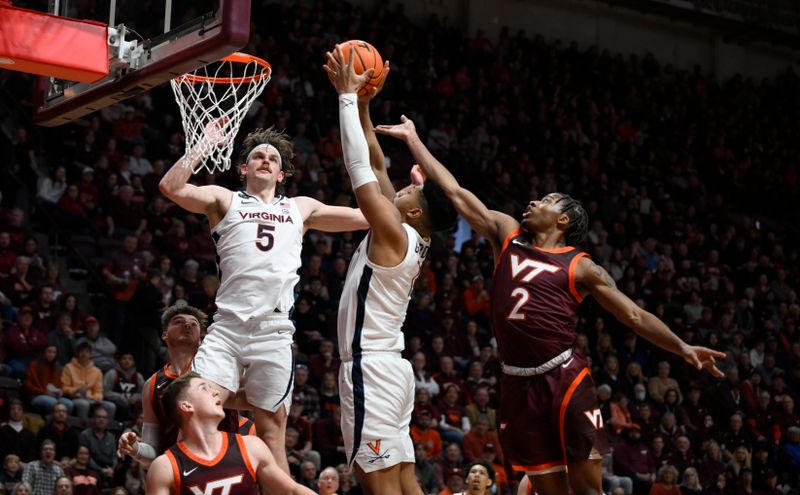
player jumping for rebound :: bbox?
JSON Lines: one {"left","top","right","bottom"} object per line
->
{"left": 159, "top": 124, "right": 368, "bottom": 473}
{"left": 375, "top": 116, "right": 726, "bottom": 495}
{"left": 325, "top": 47, "right": 457, "bottom": 495}
{"left": 146, "top": 371, "right": 317, "bottom": 495}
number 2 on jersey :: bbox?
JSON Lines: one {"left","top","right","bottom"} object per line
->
{"left": 507, "top": 288, "right": 530, "bottom": 320}
{"left": 255, "top": 224, "right": 275, "bottom": 251}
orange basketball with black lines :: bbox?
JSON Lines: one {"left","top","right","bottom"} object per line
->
{"left": 328, "top": 40, "right": 386, "bottom": 96}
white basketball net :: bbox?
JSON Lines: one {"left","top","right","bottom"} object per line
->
{"left": 170, "top": 53, "right": 271, "bottom": 174}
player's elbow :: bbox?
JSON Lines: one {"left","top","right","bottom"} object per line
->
{"left": 619, "top": 308, "right": 644, "bottom": 330}
{"left": 158, "top": 177, "right": 174, "bottom": 196}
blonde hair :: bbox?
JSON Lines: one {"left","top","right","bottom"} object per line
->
{"left": 656, "top": 465, "right": 679, "bottom": 486}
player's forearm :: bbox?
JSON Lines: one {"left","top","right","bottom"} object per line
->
{"left": 159, "top": 157, "right": 196, "bottom": 195}
{"left": 404, "top": 135, "right": 460, "bottom": 194}
{"left": 339, "top": 94, "right": 378, "bottom": 190}
{"left": 358, "top": 101, "right": 394, "bottom": 200}
{"left": 630, "top": 311, "right": 688, "bottom": 357}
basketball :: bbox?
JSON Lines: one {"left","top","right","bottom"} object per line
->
{"left": 328, "top": 40, "right": 386, "bottom": 96}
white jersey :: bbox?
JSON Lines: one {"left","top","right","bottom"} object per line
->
{"left": 337, "top": 223, "right": 429, "bottom": 358}
{"left": 211, "top": 191, "right": 303, "bottom": 320}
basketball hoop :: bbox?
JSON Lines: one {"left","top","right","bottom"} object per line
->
{"left": 171, "top": 52, "right": 271, "bottom": 173}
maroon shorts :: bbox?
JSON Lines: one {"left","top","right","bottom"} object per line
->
{"left": 498, "top": 349, "right": 610, "bottom": 473}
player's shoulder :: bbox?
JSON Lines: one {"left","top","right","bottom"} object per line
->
{"left": 147, "top": 454, "right": 175, "bottom": 484}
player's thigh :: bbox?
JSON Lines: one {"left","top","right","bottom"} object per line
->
{"left": 252, "top": 406, "right": 287, "bottom": 442}
{"left": 193, "top": 321, "right": 243, "bottom": 393}
{"left": 242, "top": 336, "right": 294, "bottom": 413}
{"left": 354, "top": 461, "right": 403, "bottom": 495}
{"left": 528, "top": 471, "right": 569, "bottom": 495}
{"left": 399, "top": 462, "right": 424, "bottom": 495}
{"left": 566, "top": 458, "right": 603, "bottom": 495}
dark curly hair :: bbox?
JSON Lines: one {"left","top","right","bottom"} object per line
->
{"left": 238, "top": 127, "right": 295, "bottom": 194}
{"left": 553, "top": 193, "right": 588, "bottom": 246}
{"left": 419, "top": 180, "right": 458, "bottom": 233}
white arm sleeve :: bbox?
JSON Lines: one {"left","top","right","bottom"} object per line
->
{"left": 338, "top": 93, "right": 377, "bottom": 190}
{"left": 135, "top": 422, "right": 160, "bottom": 460}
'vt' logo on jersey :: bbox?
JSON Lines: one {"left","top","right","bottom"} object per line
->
{"left": 188, "top": 475, "right": 243, "bottom": 495}
{"left": 510, "top": 254, "right": 560, "bottom": 281}
{"left": 583, "top": 408, "right": 604, "bottom": 430}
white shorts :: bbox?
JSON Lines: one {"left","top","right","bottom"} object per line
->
{"left": 193, "top": 312, "right": 295, "bottom": 413}
{"left": 339, "top": 353, "right": 415, "bottom": 473}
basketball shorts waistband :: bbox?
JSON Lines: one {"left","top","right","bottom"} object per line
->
{"left": 501, "top": 347, "right": 574, "bottom": 377}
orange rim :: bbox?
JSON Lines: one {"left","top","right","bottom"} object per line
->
{"left": 174, "top": 52, "right": 272, "bottom": 85}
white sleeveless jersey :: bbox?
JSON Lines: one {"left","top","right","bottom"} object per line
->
{"left": 337, "top": 224, "right": 429, "bottom": 358}
{"left": 211, "top": 192, "right": 303, "bottom": 320}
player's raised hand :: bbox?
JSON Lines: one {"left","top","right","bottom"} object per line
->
{"left": 358, "top": 61, "right": 390, "bottom": 104}
{"left": 681, "top": 345, "right": 726, "bottom": 377}
{"left": 324, "top": 44, "right": 374, "bottom": 95}
{"left": 410, "top": 164, "right": 426, "bottom": 185}
{"left": 117, "top": 431, "right": 140, "bottom": 459}
{"left": 374, "top": 115, "right": 418, "bottom": 142}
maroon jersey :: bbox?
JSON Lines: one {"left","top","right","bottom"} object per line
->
{"left": 165, "top": 432, "right": 258, "bottom": 495}
{"left": 149, "top": 364, "right": 242, "bottom": 453}
{"left": 491, "top": 229, "right": 588, "bottom": 367}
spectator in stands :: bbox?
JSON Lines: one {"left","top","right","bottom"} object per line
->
{"left": 0, "top": 232, "right": 16, "bottom": 277}
{"left": 614, "top": 424, "right": 654, "bottom": 494}
{"left": 313, "top": 405, "right": 346, "bottom": 468}
{"left": 463, "top": 386, "right": 495, "bottom": 431}
{"left": 61, "top": 342, "right": 116, "bottom": 421}
{"left": 292, "top": 364, "right": 320, "bottom": 421}
{"left": 0, "top": 455, "right": 21, "bottom": 493}
{"left": 309, "top": 339, "right": 340, "bottom": 384}
{"left": 10, "top": 482, "right": 31, "bottom": 495}
{"left": 0, "top": 400, "right": 36, "bottom": 463}
{"left": 437, "top": 384, "right": 469, "bottom": 446}
{"left": 77, "top": 405, "right": 116, "bottom": 484}
{"left": 414, "top": 442, "right": 441, "bottom": 495}
{"left": 35, "top": 402, "right": 78, "bottom": 461}
{"left": 74, "top": 318, "right": 116, "bottom": 374}
{"left": 62, "top": 446, "right": 100, "bottom": 495}
{"left": 285, "top": 400, "right": 321, "bottom": 471}
{"left": 102, "top": 353, "right": 143, "bottom": 421}
{"left": 649, "top": 464, "right": 680, "bottom": 495}
{"left": 21, "top": 440, "right": 63, "bottom": 495}
{"left": 24, "top": 345, "right": 71, "bottom": 415}
{"left": 297, "top": 461, "right": 317, "bottom": 491}
{"left": 410, "top": 410, "right": 442, "bottom": 461}
{"left": 648, "top": 361, "right": 682, "bottom": 405}
{"left": 316, "top": 466, "right": 339, "bottom": 495}
{"left": 413, "top": 352, "right": 440, "bottom": 398}
{"left": 53, "top": 477, "right": 72, "bottom": 495}
{"left": 462, "top": 414, "right": 502, "bottom": 465}
{"left": 5, "top": 307, "right": 47, "bottom": 378}
{"left": 47, "top": 313, "right": 75, "bottom": 367}
{"left": 318, "top": 371, "right": 340, "bottom": 419}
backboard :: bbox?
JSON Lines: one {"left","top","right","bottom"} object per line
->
{"left": 33, "top": 0, "right": 250, "bottom": 127}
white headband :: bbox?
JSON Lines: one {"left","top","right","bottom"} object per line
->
{"left": 246, "top": 143, "right": 283, "bottom": 169}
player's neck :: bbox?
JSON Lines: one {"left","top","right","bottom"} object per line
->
{"left": 182, "top": 424, "right": 224, "bottom": 458}
{"left": 245, "top": 182, "right": 279, "bottom": 203}
{"left": 167, "top": 349, "right": 195, "bottom": 375}
{"left": 532, "top": 229, "right": 565, "bottom": 250}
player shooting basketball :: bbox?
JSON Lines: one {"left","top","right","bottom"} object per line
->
{"left": 159, "top": 123, "right": 368, "bottom": 473}
{"left": 324, "top": 46, "right": 457, "bottom": 495}
{"left": 375, "top": 116, "right": 726, "bottom": 495}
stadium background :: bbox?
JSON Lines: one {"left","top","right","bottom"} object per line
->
{"left": 0, "top": 0, "right": 799, "bottom": 493}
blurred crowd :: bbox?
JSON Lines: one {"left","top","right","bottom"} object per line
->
{"left": 1, "top": 0, "right": 800, "bottom": 494}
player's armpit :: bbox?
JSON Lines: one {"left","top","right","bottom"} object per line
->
{"left": 144, "top": 455, "right": 174, "bottom": 495}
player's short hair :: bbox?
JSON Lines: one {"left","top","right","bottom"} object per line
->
{"left": 553, "top": 193, "right": 588, "bottom": 246}
{"left": 465, "top": 459, "right": 495, "bottom": 481}
{"left": 161, "top": 371, "right": 200, "bottom": 427}
{"left": 161, "top": 304, "right": 208, "bottom": 332}
{"left": 239, "top": 127, "right": 295, "bottom": 193}
{"left": 419, "top": 180, "right": 458, "bottom": 233}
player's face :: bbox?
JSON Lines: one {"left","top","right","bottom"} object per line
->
{"left": 187, "top": 378, "right": 224, "bottom": 418}
{"left": 244, "top": 147, "right": 284, "bottom": 186}
{"left": 164, "top": 314, "right": 202, "bottom": 348}
{"left": 393, "top": 183, "right": 423, "bottom": 214}
{"left": 466, "top": 465, "right": 492, "bottom": 491}
{"left": 521, "top": 193, "right": 566, "bottom": 233}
